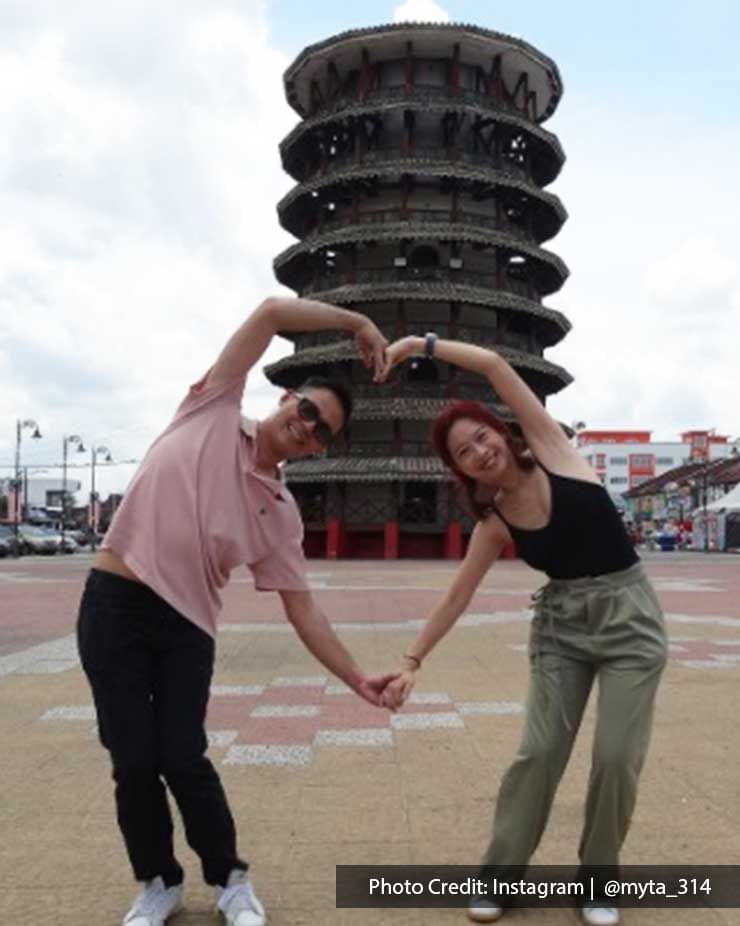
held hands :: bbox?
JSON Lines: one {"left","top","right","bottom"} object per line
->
{"left": 382, "top": 653, "right": 421, "bottom": 710}
{"left": 355, "top": 672, "right": 403, "bottom": 708}
{"left": 354, "top": 329, "right": 433, "bottom": 383}
{"left": 356, "top": 331, "right": 427, "bottom": 384}
{"left": 353, "top": 665, "right": 417, "bottom": 711}
{"left": 380, "top": 666, "right": 418, "bottom": 711}
{"left": 378, "top": 336, "right": 422, "bottom": 383}
{"left": 354, "top": 319, "right": 389, "bottom": 382}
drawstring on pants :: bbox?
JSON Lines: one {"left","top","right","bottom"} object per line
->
{"left": 530, "top": 584, "right": 573, "bottom": 732}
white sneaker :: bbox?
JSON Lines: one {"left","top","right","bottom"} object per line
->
{"left": 216, "top": 869, "right": 266, "bottom": 926}
{"left": 582, "top": 904, "right": 619, "bottom": 926}
{"left": 467, "top": 896, "right": 504, "bottom": 923}
{"left": 123, "top": 876, "right": 183, "bottom": 926}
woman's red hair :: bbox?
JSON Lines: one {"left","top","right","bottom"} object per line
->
{"left": 431, "top": 401, "right": 534, "bottom": 519}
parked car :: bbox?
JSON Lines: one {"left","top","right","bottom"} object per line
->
{"left": 68, "top": 528, "right": 103, "bottom": 548}
{"left": 0, "top": 524, "right": 24, "bottom": 557}
{"left": 40, "top": 526, "right": 80, "bottom": 554}
{"left": 57, "top": 532, "right": 79, "bottom": 554}
{"left": 17, "top": 525, "right": 60, "bottom": 555}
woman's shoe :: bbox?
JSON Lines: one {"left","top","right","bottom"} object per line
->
{"left": 467, "top": 896, "right": 504, "bottom": 923}
{"left": 581, "top": 903, "right": 619, "bottom": 926}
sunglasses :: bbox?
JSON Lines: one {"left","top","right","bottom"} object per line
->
{"left": 295, "top": 395, "right": 334, "bottom": 446}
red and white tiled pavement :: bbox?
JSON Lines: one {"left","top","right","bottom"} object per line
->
{"left": 2, "top": 551, "right": 739, "bottom": 925}
{"left": 3, "top": 551, "right": 739, "bottom": 769}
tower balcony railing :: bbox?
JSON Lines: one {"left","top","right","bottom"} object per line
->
{"left": 310, "top": 206, "right": 533, "bottom": 245}
{"left": 343, "top": 498, "right": 395, "bottom": 525}
{"left": 351, "top": 382, "right": 451, "bottom": 399}
{"left": 293, "top": 330, "right": 348, "bottom": 348}
{"left": 295, "top": 322, "right": 530, "bottom": 353}
{"left": 344, "top": 443, "right": 395, "bottom": 458}
{"left": 288, "top": 144, "right": 532, "bottom": 185}
{"left": 308, "top": 83, "right": 537, "bottom": 127}
{"left": 302, "top": 266, "right": 538, "bottom": 300}
{"left": 344, "top": 441, "right": 435, "bottom": 458}
{"left": 300, "top": 497, "right": 447, "bottom": 529}
{"left": 348, "top": 381, "right": 492, "bottom": 401}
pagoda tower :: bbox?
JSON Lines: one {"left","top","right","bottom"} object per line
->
{"left": 267, "top": 22, "right": 572, "bottom": 558}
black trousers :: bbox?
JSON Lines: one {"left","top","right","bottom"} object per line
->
{"left": 76, "top": 569, "right": 247, "bottom": 886}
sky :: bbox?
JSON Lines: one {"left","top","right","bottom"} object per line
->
{"left": 1, "top": 0, "right": 738, "bottom": 503}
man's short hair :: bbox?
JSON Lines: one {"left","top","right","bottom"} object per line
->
{"left": 298, "top": 376, "right": 353, "bottom": 431}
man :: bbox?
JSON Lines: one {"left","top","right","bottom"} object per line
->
{"left": 76, "top": 296, "right": 395, "bottom": 926}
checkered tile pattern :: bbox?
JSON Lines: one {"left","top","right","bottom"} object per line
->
{"left": 39, "top": 673, "right": 526, "bottom": 767}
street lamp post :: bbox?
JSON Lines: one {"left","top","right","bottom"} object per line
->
{"left": 13, "top": 419, "right": 42, "bottom": 556}
{"left": 689, "top": 459, "right": 714, "bottom": 553}
{"left": 61, "top": 434, "right": 86, "bottom": 547}
{"left": 90, "top": 445, "right": 112, "bottom": 552}
{"left": 702, "top": 464, "right": 709, "bottom": 553}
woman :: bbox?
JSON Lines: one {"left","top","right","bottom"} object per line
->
{"left": 380, "top": 335, "right": 667, "bottom": 926}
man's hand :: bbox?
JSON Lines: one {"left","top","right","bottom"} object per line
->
{"left": 355, "top": 672, "right": 402, "bottom": 708}
{"left": 354, "top": 319, "right": 388, "bottom": 382}
{"left": 280, "top": 591, "right": 404, "bottom": 710}
{"left": 378, "top": 336, "right": 422, "bottom": 382}
{"left": 380, "top": 668, "right": 417, "bottom": 711}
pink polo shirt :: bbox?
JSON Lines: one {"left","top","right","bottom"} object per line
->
{"left": 102, "top": 372, "right": 309, "bottom": 637}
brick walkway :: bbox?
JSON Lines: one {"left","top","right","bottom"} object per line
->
{"left": 1, "top": 552, "right": 738, "bottom": 924}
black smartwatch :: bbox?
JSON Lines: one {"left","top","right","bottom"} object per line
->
{"left": 424, "top": 331, "right": 438, "bottom": 358}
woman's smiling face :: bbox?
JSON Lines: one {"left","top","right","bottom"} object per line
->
{"left": 447, "top": 417, "right": 512, "bottom": 484}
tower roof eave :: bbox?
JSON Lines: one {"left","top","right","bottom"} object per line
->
{"left": 264, "top": 339, "right": 573, "bottom": 390}
{"left": 273, "top": 221, "right": 569, "bottom": 291}
{"left": 283, "top": 22, "right": 563, "bottom": 123}
{"left": 285, "top": 281, "right": 571, "bottom": 347}
{"left": 279, "top": 98, "right": 565, "bottom": 172}
{"left": 283, "top": 455, "right": 449, "bottom": 483}
{"left": 277, "top": 159, "right": 568, "bottom": 242}
{"left": 350, "top": 396, "right": 511, "bottom": 421}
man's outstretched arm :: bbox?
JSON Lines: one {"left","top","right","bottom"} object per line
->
{"left": 279, "top": 590, "right": 398, "bottom": 707}
{"left": 204, "top": 296, "right": 387, "bottom": 389}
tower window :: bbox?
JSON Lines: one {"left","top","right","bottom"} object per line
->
{"left": 401, "top": 482, "right": 437, "bottom": 524}
{"left": 409, "top": 245, "right": 440, "bottom": 276}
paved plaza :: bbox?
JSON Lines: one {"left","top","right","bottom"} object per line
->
{"left": 0, "top": 551, "right": 738, "bottom": 924}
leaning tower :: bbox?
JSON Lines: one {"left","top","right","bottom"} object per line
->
{"left": 266, "top": 22, "right": 572, "bottom": 559}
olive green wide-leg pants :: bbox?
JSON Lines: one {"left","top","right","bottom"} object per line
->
{"left": 482, "top": 562, "right": 668, "bottom": 870}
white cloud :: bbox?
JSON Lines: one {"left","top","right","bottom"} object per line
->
{"left": 546, "top": 99, "right": 740, "bottom": 441}
{"left": 2, "top": 4, "right": 739, "bottom": 509}
{"left": 644, "top": 237, "right": 736, "bottom": 312}
{"left": 393, "top": 0, "right": 450, "bottom": 24}
{"left": 0, "top": 1, "right": 299, "bottom": 501}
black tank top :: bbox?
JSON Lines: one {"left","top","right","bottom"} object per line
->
{"left": 490, "top": 467, "right": 639, "bottom": 580}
